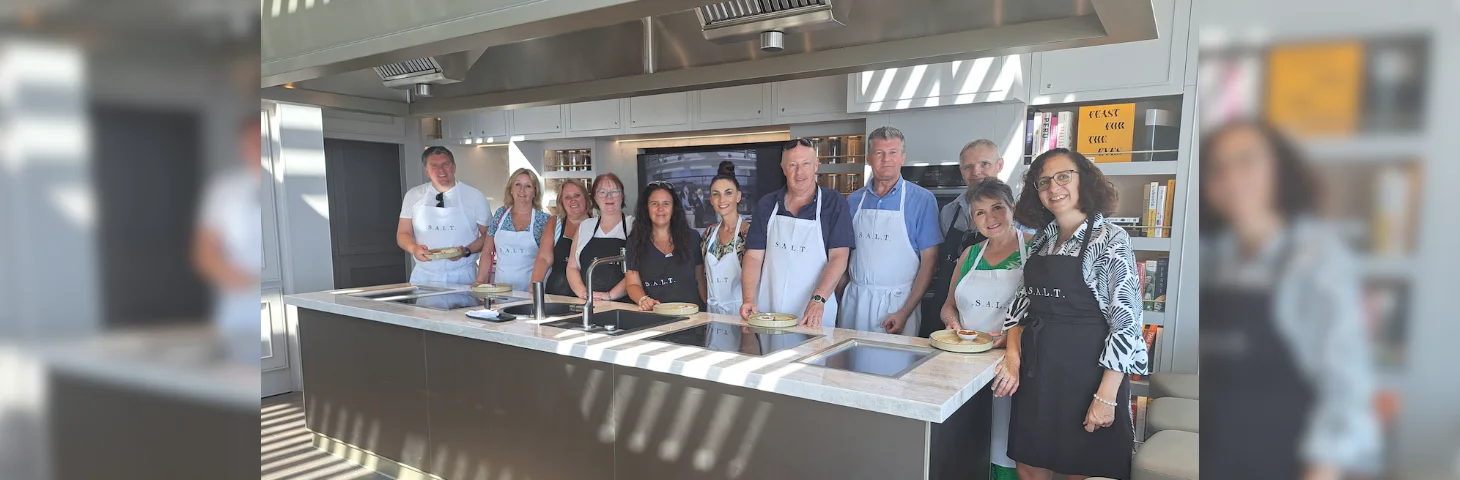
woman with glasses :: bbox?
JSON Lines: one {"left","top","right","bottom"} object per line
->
{"left": 625, "top": 181, "right": 707, "bottom": 310}
{"left": 568, "top": 173, "right": 634, "bottom": 301}
{"left": 702, "top": 161, "right": 751, "bottom": 316}
{"left": 476, "top": 168, "right": 550, "bottom": 292}
{"left": 937, "top": 177, "right": 1029, "bottom": 480}
{"left": 1003, "top": 148, "right": 1146, "bottom": 480}
{"left": 532, "top": 180, "right": 594, "bottom": 297}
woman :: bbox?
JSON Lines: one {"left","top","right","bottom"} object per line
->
{"left": 936, "top": 177, "right": 1028, "bottom": 480}
{"left": 532, "top": 180, "right": 594, "bottom": 296}
{"left": 476, "top": 168, "right": 550, "bottom": 292}
{"left": 1200, "top": 122, "right": 1379, "bottom": 478}
{"left": 702, "top": 161, "right": 751, "bottom": 316}
{"left": 1003, "top": 148, "right": 1146, "bottom": 480}
{"left": 568, "top": 173, "right": 633, "bottom": 301}
{"left": 625, "top": 182, "right": 707, "bottom": 310}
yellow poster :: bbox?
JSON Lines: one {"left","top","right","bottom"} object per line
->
{"left": 1077, "top": 103, "right": 1136, "bottom": 163}
{"left": 1266, "top": 41, "right": 1364, "bottom": 137}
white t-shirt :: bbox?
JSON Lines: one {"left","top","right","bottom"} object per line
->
{"left": 399, "top": 182, "right": 493, "bottom": 227}
{"left": 199, "top": 168, "right": 262, "bottom": 275}
{"left": 570, "top": 214, "right": 634, "bottom": 267}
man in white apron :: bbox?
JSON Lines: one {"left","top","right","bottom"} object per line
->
{"left": 740, "top": 139, "right": 855, "bottom": 328}
{"left": 840, "top": 127, "right": 942, "bottom": 336}
{"left": 397, "top": 147, "right": 492, "bottom": 285}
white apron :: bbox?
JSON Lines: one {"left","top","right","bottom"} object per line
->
{"left": 704, "top": 219, "right": 744, "bottom": 316}
{"left": 756, "top": 189, "right": 838, "bottom": 326}
{"left": 492, "top": 210, "right": 538, "bottom": 292}
{"left": 840, "top": 179, "right": 921, "bottom": 336}
{"left": 409, "top": 194, "right": 480, "bottom": 285}
{"left": 952, "top": 235, "right": 1027, "bottom": 469}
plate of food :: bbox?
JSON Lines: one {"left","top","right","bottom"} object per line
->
{"left": 930, "top": 329, "right": 995, "bottom": 353}
{"left": 653, "top": 302, "right": 699, "bottom": 315}
{"left": 424, "top": 246, "right": 464, "bottom": 260}
{"left": 747, "top": 312, "right": 799, "bottom": 329}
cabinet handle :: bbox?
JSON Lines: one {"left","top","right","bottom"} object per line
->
{"left": 1046, "top": 83, "right": 1053, "bottom": 88}
{"left": 781, "top": 107, "right": 786, "bottom": 112}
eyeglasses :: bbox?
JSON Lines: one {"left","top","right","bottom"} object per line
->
{"left": 1035, "top": 169, "right": 1078, "bottom": 192}
{"left": 597, "top": 189, "right": 623, "bottom": 198}
{"left": 782, "top": 138, "right": 815, "bottom": 150}
{"left": 435, "top": 192, "right": 445, "bottom": 208}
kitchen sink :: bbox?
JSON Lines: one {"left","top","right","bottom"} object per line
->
{"left": 498, "top": 302, "right": 581, "bottom": 317}
{"left": 542, "top": 309, "right": 686, "bottom": 335}
{"left": 796, "top": 339, "right": 939, "bottom": 378}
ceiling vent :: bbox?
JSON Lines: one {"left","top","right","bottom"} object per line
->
{"left": 373, "top": 51, "right": 476, "bottom": 89}
{"left": 695, "top": 0, "right": 843, "bottom": 46}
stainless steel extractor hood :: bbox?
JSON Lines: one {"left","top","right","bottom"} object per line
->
{"left": 261, "top": 0, "right": 1160, "bottom": 116}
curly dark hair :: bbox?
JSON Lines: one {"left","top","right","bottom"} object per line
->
{"left": 629, "top": 182, "right": 695, "bottom": 265}
{"left": 1013, "top": 148, "right": 1118, "bottom": 228}
{"left": 1198, "top": 121, "right": 1320, "bottom": 235}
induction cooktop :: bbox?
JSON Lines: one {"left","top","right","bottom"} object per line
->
{"left": 646, "top": 322, "right": 821, "bottom": 356}
{"left": 383, "top": 292, "right": 484, "bottom": 311}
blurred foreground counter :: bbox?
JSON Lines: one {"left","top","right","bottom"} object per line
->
{"left": 32, "top": 325, "right": 258, "bottom": 480}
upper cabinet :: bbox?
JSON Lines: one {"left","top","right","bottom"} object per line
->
{"left": 476, "top": 110, "right": 509, "bottom": 138}
{"left": 1031, "top": 0, "right": 1189, "bottom": 102}
{"left": 627, "top": 92, "right": 691, "bottom": 132}
{"left": 774, "top": 76, "right": 850, "bottom": 122}
{"left": 694, "top": 85, "right": 770, "bottom": 129}
{"left": 441, "top": 110, "right": 508, "bottom": 140}
{"left": 512, "top": 105, "right": 564, "bottom": 137}
{"left": 567, "top": 99, "right": 623, "bottom": 136}
{"left": 846, "top": 55, "right": 1028, "bottom": 113}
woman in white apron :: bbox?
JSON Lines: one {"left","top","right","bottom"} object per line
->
{"left": 703, "top": 161, "right": 751, "bottom": 317}
{"left": 937, "top": 178, "right": 1029, "bottom": 480}
{"left": 476, "top": 168, "right": 550, "bottom": 292}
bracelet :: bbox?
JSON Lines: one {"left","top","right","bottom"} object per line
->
{"left": 1093, "top": 393, "right": 1117, "bottom": 407}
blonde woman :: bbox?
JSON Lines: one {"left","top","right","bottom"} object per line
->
{"left": 476, "top": 168, "right": 551, "bottom": 292}
{"left": 532, "top": 180, "right": 594, "bottom": 296}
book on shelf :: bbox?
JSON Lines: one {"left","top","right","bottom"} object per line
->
{"left": 1132, "top": 324, "right": 1158, "bottom": 380}
{"left": 1163, "top": 179, "right": 1176, "bottom": 238}
{"left": 1152, "top": 325, "right": 1164, "bottom": 372}
{"left": 1154, "top": 257, "right": 1169, "bottom": 312}
{"left": 1143, "top": 182, "right": 1157, "bottom": 237}
{"left": 1154, "top": 183, "right": 1167, "bottom": 238}
{"left": 1077, "top": 103, "right": 1136, "bottom": 163}
{"left": 1143, "top": 259, "right": 1158, "bottom": 311}
{"left": 1135, "top": 261, "right": 1147, "bottom": 313}
{"left": 1056, "top": 111, "right": 1074, "bottom": 149}
{"left": 1025, "top": 114, "right": 1036, "bottom": 160}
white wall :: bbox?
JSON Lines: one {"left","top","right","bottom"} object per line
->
{"left": 274, "top": 103, "right": 335, "bottom": 294}
{"left": 862, "top": 103, "right": 1030, "bottom": 186}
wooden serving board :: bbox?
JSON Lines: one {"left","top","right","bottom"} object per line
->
{"left": 929, "top": 329, "right": 995, "bottom": 353}
{"left": 653, "top": 303, "right": 699, "bottom": 315}
{"left": 747, "top": 313, "right": 798, "bottom": 329}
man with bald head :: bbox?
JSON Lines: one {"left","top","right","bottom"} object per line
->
{"left": 740, "top": 139, "right": 855, "bottom": 328}
{"left": 925, "top": 139, "right": 1006, "bottom": 337}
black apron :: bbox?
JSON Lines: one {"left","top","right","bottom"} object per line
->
{"left": 1007, "top": 217, "right": 1132, "bottom": 479}
{"left": 543, "top": 218, "right": 576, "bottom": 296}
{"left": 1202, "top": 242, "right": 1313, "bottom": 479}
{"left": 578, "top": 217, "right": 627, "bottom": 293}
{"left": 923, "top": 203, "right": 985, "bottom": 337}
{"left": 634, "top": 242, "right": 705, "bottom": 309}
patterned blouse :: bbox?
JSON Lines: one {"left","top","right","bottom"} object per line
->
{"left": 1002, "top": 213, "right": 1148, "bottom": 375}
{"left": 487, "top": 206, "right": 551, "bottom": 245}
{"left": 701, "top": 220, "right": 749, "bottom": 261}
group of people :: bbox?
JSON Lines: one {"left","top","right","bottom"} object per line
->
{"left": 394, "top": 128, "right": 1150, "bottom": 478}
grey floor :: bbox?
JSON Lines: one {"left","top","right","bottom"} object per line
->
{"left": 262, "top": 393, "right": 391, "bottom": 480}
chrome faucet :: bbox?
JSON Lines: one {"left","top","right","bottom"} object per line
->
{"left": 582, "top": 248, "right": 627, "bottom": 331}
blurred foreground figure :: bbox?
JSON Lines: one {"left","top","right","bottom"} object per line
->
{"left": 1200, "top": 121, "right": 1381, "bottom": 479}
{"left": 192, "top": 115, "right": 262, "bottom": 364}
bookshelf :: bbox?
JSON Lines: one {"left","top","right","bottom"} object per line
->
{"left": 1022, "top": 92, "right": 1196, "bottom": 416}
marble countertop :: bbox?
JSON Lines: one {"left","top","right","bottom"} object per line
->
{"left": 285, "top": 284, "right": 1003, "bottom": 423}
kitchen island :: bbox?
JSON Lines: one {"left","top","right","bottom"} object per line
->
{"left": 285, "top": 284, "right": 1004, "bottom": 480}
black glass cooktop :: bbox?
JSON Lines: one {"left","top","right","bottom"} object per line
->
{"left": 384, "top": 293, "right": 484, "bottom": 311}
{"left": 646, "top": 322, "right": 821, "bottom": 356}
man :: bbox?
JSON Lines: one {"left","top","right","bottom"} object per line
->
{"left": 925, "top": 139, "right": 1006, "bottom": 336}
{"left": 193, "top": 114, "right": 263, "bottom": 364}
{"left": 740, "top": 139, "right": 855, "bottom": 327}
{"left": 839, "top": 127, "right": 942, "bottom": 336}
{"left": 397, "top": 146, "right": 493, "bottom": 284}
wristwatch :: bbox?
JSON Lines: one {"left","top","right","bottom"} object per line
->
{"left": 810, "top": 294, "right": 826, "bottom": 304}
{"left": 461, "top": 245, "right": 472, "bottom": 255}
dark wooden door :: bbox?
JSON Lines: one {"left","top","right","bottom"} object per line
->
{"left": 324, "top": 138, "right": 408, "bottom": 288}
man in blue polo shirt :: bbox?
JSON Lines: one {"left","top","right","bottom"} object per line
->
{"left": 740, "top": 139, "right": 856, "bottom": 328}
{"left": 840, "top": 127, "right": 942, "bottom": 336}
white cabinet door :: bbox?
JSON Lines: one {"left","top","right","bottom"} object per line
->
{"left": 261, "top": 287, "right": 289, "bottom": 372}
{"left": 777, "top": 76, "right": 847, "bottom": 118}
{"left": 475, "top": 110, "right": 510, "bottom": 138}
{"left": 567, "top": 99, "right": 622, "bottom": 134}
{"left": 512, "top": 105, "right": 564, "bottom": 136}
{"left": 442, "top": 113, "right": 472, "bottom": 139}
{"left": 695, "top": 85, "right": 768, "bottom": 127}
{"left": 628, "top": 92, "right": 691, "bottom": 129}
{"left": 1035, "top": 0, "right": 1185, "bottom": 96}
{"left": 260, "top": 110, "right": 283, "bottom": 284}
